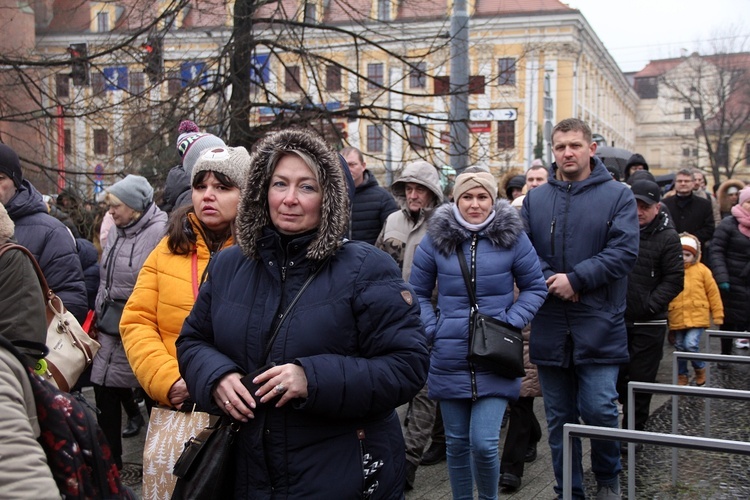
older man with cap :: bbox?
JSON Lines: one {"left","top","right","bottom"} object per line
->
{"left": 617, "top": 179, "right": 684, "bottom": 443}
{"left": 0, "top": 143, "right": 87, "bottom": 323}
{"left": 375, "top": 160, "right": 444, "bottom": 489}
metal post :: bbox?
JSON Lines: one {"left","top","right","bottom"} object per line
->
{"left": 448, "top": 0, "right": 469, "bottom": 174}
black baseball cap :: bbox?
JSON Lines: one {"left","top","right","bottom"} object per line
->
{"left": 631, "top": 179, "right": 660, "bottom": 205}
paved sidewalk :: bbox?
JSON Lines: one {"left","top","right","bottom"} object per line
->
{"left": 113, "top": 334, "right": 750, "bottom": 498}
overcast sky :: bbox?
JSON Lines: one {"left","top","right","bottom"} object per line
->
{"left": 566, "top": 0, "right": 750, "bottom": 73}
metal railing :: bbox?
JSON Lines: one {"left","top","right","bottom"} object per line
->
{"left": 562, "top": 423, "right": 750, "bottom": 500}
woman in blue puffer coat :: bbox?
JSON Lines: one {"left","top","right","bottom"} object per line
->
{"left": 410, "top": 169, "right": 546, "bottom": 500}
{"left": 176, "top": 129, "right": 429, "bottom": 499}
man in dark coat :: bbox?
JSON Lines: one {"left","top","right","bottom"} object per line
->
{"left": 521, "top": 118, "right": 639, "bottom": 499}
{"left": 661, "top": 168, "right": 714, "bottom": 261}
{"left": 341, "top": 147, "right": 398, "bottom": 244}
{"left": 617, "top": 180, "right": 684, "bottom": 438}
{"left": 0, "top": 144, "right": 87, "bottom": 323}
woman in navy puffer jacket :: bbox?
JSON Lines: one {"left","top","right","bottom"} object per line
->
{"left": 177, "top": 129, "right": 429, "bottom": 499}
{"left": 410, "top": 170, "right": 546, "bottom": 500}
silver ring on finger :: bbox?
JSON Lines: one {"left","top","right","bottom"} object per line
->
{"left": 274, "top": 384, "right": 286, "bottom": 394}
{"left": 224, "top": 400, "right": 232, "bottom": 407}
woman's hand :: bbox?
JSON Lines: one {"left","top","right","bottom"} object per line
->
{"left": 168, "top": 378, "right": 191, "bottom": 410}
{"left": 251, "top": 363, "right": 308, "bottom": 408}
{"left": 212, "top": 372, "right": 257, "bottom": 422}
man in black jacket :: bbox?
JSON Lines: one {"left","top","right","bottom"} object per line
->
{"left": 341, "top": 147, "right": 397, "bottom": 244}
{"left": 0, "top": 144, "right": 87, "bottom": 323}
{"left": 662, "top": 169, "right": 715, "bottom": 261}
{"left": 617, "top": 180, "right": 684, "bottom": 438}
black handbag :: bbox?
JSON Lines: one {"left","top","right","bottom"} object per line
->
{"left": 95, "top": 298, "right": 127, "bottom": 336}
{"left": 456, "top": 245, "right": 525, "bottom": 379}
{"left": 172, "top": 415, "right": 238, "bottom": 500}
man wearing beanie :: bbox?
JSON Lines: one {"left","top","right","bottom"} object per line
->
{"left": 617, "top": 179, "right": 683, "bottom": 442}
{"left": 0, "top": 143, "right": 88, "bottom": 323}
{"left": 375, "top": 160, "right": 444, "bottom": 489}
{"left": 162, "top": 120, "right": 226, "bottom": 213}
{"left": 521, "top": 118, "right": 639, "bottom": 499}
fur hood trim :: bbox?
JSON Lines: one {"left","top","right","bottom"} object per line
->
{"left": 236, "top": 129, "right": 350, "bottom": 261}
{"left": 717, "top": 178, "right": 746, "bottom": 213}
{"left": 0, "top": 202, "right": 13, "bottom": 241}
{"left": 426, "top": 199, "right": 524, "bottom": 257}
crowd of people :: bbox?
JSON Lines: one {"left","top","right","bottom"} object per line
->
{"left": 1, "top": 116, "right": 749, "bottom": 499}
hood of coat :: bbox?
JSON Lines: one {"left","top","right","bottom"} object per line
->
{"left": 237, "top": 129, "right": 350, "bottom": 261}
{"left": 4, "top": 179, "right": 48, "bottom": 221}
{"left": 716, "top": 178, "right": 746, "bottom": 213}
{"left": 0, "top": 202, "right": 13, "bottom": 241}
{"left": 426, "top": 199, "right": 524, "bottom": 257}
{"left": 114, "top": 202, "right": 166, "bottom": 238}
{"left": 641, "top": 208, "right": 674, "bottom": 237}
{"left": 549, "top": 156, "right": 613, "bottom": 191}
{"left": 391, "top": 161, "right": 444, "bottom": 211}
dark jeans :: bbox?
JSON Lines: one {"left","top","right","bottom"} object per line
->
{"left": 500, "top": 396, "right": 542, "bottom": 477}
{"left": 93, "top": 385, "right": 141, "bottom": 469}
{"left": 617, "top": 324, "right": 666, "bottom": 430}
{"left": 720, "top": 323, "right": 745, "bottom": 355}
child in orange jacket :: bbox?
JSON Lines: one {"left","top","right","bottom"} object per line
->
{"left": 668, "top": 233, "right": 724, "bottom": 386}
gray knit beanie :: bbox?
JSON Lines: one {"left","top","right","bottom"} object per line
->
{"left": 191, "top": 146, "right": 252, "bottom": 188}
{"left": 107, "top": 174, "right": 154, "bottom": 211}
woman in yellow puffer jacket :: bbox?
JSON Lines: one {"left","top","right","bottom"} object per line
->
{"left": 667, "top": 233, "right": 724, "bottom": 386}
{"left": 121, "top": 146, "right": 251, "bottom": 408}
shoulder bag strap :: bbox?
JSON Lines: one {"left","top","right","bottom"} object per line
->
{"left": 455, "top": 245, "right": 478, "bottom": 310}
{"left": 261, "top": 257, "right": 330, "bottom": 362}
{"left": 0, "top": 242, "right": 55, "bottom": 304}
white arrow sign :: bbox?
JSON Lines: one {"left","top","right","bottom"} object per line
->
{"left": 469, "top": 108, "right": 517, "bottom": 121}
{"left": 403, "top": 113, "right": 449, "bottom": 125}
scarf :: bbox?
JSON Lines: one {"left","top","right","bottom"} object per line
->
{"left": 451, "top": 204, "right": 496, "bottom": 232}
{"left": 731, "top": 204, "right": 750, "bottom": 238}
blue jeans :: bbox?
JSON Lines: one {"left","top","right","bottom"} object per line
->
{"left": 674, "top": 328, "right": 705, "bottom": 374}
{"left": 440, "top": 397, "right": 508, "bottom": 500}
{"left": 538, "top": 364, "right": 622, "bottom": 500}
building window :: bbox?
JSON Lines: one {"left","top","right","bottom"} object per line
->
{"left": 130, "top": 72, "right": 146, "bottom": 95}
{"left": 93, "top": 129, "right": 108, "bottom": 155}
{"left": 498, "top": 58, "right": 516, "bottom": 86}
{"left": 326, "top": 65, "right": 341, "bottom": 91}
{"left": 693, "top": 148, "right": 699, "bottom": 157}
{"left": 409, "top": 62, "right": 426, "bottom": 89}
{"left": 684, "top": 107, "right": 692, "bottom": 120}
{"left": 377, "top": 0, "right": 389, "bottom": 20}
{"left": 63, "top": 129, "right": 72, "bottom": 155}
{"left": 469, "top": 75, "right": 485, "bottom": 95}
{"left": 497, "top": 121, "right": 515, "bottom": 150}
{"left": 694, "top": 107, "right": 703, "bottom": 120}
{"left": 409, "top": 124, "right": 426, "bottom": 150}
{"left": 56, "top": 74, "right": 70, "bottom": 98}
{"left": 366, "top": 124, "right": 384, "bottom": 152}
{"left": 746, "top": 143, "right": 750, "bottom": 165}
{"left": 91, "top": 73, "right": 106, "bottom": 95}
{"left": 96, "top": 12, "right": 109, "bottom": 32}
{"left": 682, "top": 148, "right": 691, "bottom": 157}
{"left": 367, "top": 63, "right": 384, "bottom": 90}
{"left": 167, "top": 71, "right": 181, "bottom": 96}
{"left": 285, "top": 65, "right": 302, "bottom": 92}
{"left": 304, "top": 2, "right": 316, "bottom": 23}
{"left": 635, "top": 76, "right": 658, "bottom": 99}
{"left": 434, "top": 76, "right": 449, "bottom": 95}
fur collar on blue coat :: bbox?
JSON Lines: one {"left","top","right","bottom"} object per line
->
{"left": 426, "top": 198, "right": 524, "bottom": 256}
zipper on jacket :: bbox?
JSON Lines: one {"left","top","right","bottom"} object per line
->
{"left": 469, "top": 234, "right": 479, "bottom": 401}
{"left": 550, "top": 217, "right": 556, "bottom": 255}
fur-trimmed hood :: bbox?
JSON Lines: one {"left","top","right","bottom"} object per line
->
{"left": 426, "top": 199, "right": 524, "bottom": 257}
{"left": 716, "top": 178, "right": 746, "bottom": 213}
{"left": 0, "top": 203, "right": 13, "bottom": 242}
{"left": 236, "top": 129, "right": 350, "bottom": 261}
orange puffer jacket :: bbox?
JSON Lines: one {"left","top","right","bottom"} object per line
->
{"left": 120, "top": 213, "right": 234, "bottom": 406}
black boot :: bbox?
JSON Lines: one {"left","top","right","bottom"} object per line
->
{"left": 420, "top": 441, "right": 446, "bottom": 465}
{"left": 404, "top": 461, "right": 418, "bottom": 490}
{"left": 122, "top": 413, "right": 145, "bottom": 438}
